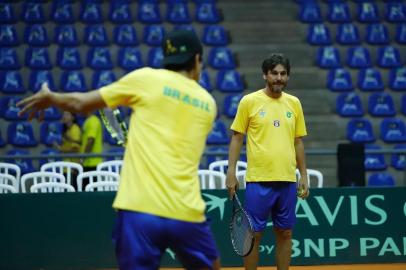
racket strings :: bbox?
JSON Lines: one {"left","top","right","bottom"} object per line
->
{"left": 231, "top": 209, "right": 254, "bottom": 256}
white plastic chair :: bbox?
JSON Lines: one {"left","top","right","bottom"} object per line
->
{"left": 0, "top": 162, "right": 21, "bottom": 191}
{"left": 85, "top": 181, "right": 119, "bottom": 192}
{"left": 235, "top": 170, "right": 247, "bottom": 189}
{"left": 198, "top": 170, "right": 226, "bottom": 190}
{"left": 20, "top": 172, "right": 66, "bottom": 193}
{"left": 96, "top": 160, "right": 123, "bottom": 174}
{"left": 30, "top": 182, "right": 75, "bottom": 193}
{"left": 0, "top": 183, "right": 18, "bottom": 193}
{"left": 76, "top": 171, "right": 120, "bottom": 192}
{"left": 0, "top": 173, "right": 19, "bottom": 193}
{"left": 296, "top": 169, "right": 324, "bottom": 188}
{"left": 208, "top": 160, "right": 247, "bottom": 174}
{"left": 40, "top": 161, "right": 83, "bottom": 186}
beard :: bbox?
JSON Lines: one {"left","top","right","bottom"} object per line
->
{"left": 267, "top": 81, "right": 287, "bottom": 93}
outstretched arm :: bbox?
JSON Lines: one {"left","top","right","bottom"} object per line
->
{"left": 226, "top": 131, "right": 244, "bottom": 199}
{"left": 17, "top": 83, "right": 106, "bottom": 120}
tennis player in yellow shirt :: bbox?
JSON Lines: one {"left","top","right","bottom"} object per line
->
{"left": 226, "top": 54, "right": 309, "bottom": 270}
{"left": 18, "top": 30, "right": 221, "bottom": 270}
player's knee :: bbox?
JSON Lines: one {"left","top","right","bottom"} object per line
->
{"left": 274, "top": 228, "right": 292, "bottom": 240}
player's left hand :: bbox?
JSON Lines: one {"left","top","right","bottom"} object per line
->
{"left": 17, "top": 82, "right": 53, "bottom": 121}
{"left": 297, "top": 176, "right": 310, "bottom": 199}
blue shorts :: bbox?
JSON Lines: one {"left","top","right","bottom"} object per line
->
{"left": 112, "top": 210, "right": 219, "bottom": 270}
{"left": 245, "top": 182, "right": 297, "bottom": 232}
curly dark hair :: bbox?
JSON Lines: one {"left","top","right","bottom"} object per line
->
{"left": 261, "top": 54, "right": 290, "bottom": 76}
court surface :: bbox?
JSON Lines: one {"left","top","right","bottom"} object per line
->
{"left": 158, "top": 264, "right": 406, "bottom": 270}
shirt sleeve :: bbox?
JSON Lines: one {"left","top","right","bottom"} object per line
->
{"left": 98, "top": 68, "right": 150, "bottom": 109}
{"left": 86, "top": 116, "right": 101, "bottom": 139}
{"left": 230, "top": 96, "right": 249, "bottom": 134}
{"left": 295, "top": 99, "right": 307, "bottom": 137}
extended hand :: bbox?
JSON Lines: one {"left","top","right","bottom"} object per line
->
{"left": 17, "top": 82, "right": 53, "bottom": 121}
{"left": 297, "top": 176, "right": 310, "bottom": 199}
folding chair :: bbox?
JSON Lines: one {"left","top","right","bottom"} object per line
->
{"left": 296, "top": 169, "right": 324, "bottom": 188}
{"left": 76, "top": 171, "right": 120, "bottom": 192}
{"left": 21, "top": 172, "right": 66, "bottom": 193}
{"left": 30, "top": 182, "right": 75, "bottom": 193}
{"left": 0, "top": 173, "right": 18, "bottom": 193}
{"left": 85, "top": 181, "right": 119, "bottom": 192}
{"left": 198, "top": 170, "right": 226, "bottom": 190}
{"left": 40, "top": 161, "right": 83, "bottom": 187}
{"left": 208, "top": 160, "right": 247, "bottom": 174}
{"left": 96, "top": 160, "right": 123, "bottom": 174}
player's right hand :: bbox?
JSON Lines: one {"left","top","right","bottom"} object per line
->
{"left": 226, "top": 171, "right": 239, "bottom": 200}
{"left": 17, "top": 82, "right": 53, "bottom": 121}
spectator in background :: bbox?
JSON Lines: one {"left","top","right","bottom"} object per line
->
{"left": 53, "top": 111, "right": 82, "bottom": 163}
{"left": 80, "top": 112, "right": 103, "bottom": 172}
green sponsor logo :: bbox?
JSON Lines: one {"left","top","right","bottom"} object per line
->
{"left": 287, "top": 111, "right": 292, "bottom": 118}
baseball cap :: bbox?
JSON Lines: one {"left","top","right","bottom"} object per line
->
{"left": 162, "top": 30, "right": 203, "bottom": 66}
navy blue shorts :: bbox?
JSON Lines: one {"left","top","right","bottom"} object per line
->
{"left": 112, "top": 210, "right": 219, "bottom": 270}
{"left": 245, "top": 182, "right": 297, "bottom": 232}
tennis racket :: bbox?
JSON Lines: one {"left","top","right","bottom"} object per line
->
{"left": 229, "top": 193, "right": 255, "bottom": 257}
{"left": 99, "top": 108, "right": 128, "bottom": 146}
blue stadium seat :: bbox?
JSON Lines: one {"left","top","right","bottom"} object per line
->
{"left": 42, "top": 107, "right": 62, "bottom": 121}
{"left": 385, "top": 2, "right": 406, "bottom": 23}
{"left": 368, "top": 92, "right": 396, "bottom": 117}
{"left": 346, "top": 118, "right": 375, "bottom": 143}
{"left": 307, "top": 24, "right": 332, "bottom": 45}
{"left": 0, "top": 3, "right": 16, "bottom": 23}
{"left": 299, "top": 2, "right": 322, "bottom": 23}
{"left": 216, "top": 70, "right": 244, "bottom": 92}
{"left": 173, "top": 24, "right": 196, "bottom": 34}
{"left": 368, "top": 172, "right": 395, "bottom": 186}
{"left": 80, "top": 2, "right": 103, "bottom": 23}
{"left": 109, "top": 2, "right": 133, "bottom": 24}
{"left": 25, "top": 47, "right": 52, "bottom": 70}
{"left": 346, "top": 46, "right": 372, "bottom": 68}
{"left": 57, "top": 47, "right": 83, "bottom": 70}
{"left": 24, "top": 24, "right": 50, "bottom": 46}
{"left": 52, "top": 1, "right": 75, "bottom": 24}
{"left": 356, "top": 1, "right": 380, "bottom": 23}
{"left": 7, "top": 122, "right": 37, "bottom": 147}
{"left": 87, "top": 47, "right": 113, "bottom": 69}
{"left": 402, "top": 94, "right": 406, "bottom": 115}
{"left": 327, "top": 2, "right": 351, "bottom": 23}
{"left": 358, "top": 68, "right": 384, "bottom": 92}
{"left": 199, "top": 70, "right": 212, "bottom": 92}
{"left": 365, "top": 23, "right": 390, "bottom": 45}
{"left": 388, "top": 67, "right": 406, "bottom": 91}
{"left": 327, "top": 68, "right": 354, "bottom": 92}
{"left": 223, "top": 94, "right": 243, "bottom": 118}
{"left": 29, "top": 70, "right": 55, "bottom": 93}
{"left": 0, "top": 48, "right": 20, "bottom": 70}
{"left": 207, "top": 119, "right": 229, "bottom": 144}
{"left": 54, "top": 25, "right": 79, "bottom": 46}
{"left": 377, "top": 46, "right": 402, "bottom": 68}
{"left": 391, "top": 144, "right": 406, "bottom": 170}
{"left": 6, "top": 149, "right": 35, "bottom": 175}
{"left": 0, "top": 130, "right": 5, "bottom": 148}
{"left": 167, "top": 2, "right": 191, "bottom": 24}
{"left": 22, "top": 2, "right": 46, "bottom": 23}
{"left": 336, "top": 23, "right": 361, "bottom": 45}
{"left": 0, "top": 96, "right": 27, "bottom": 121}
{"left": 84, "top": 25, "right": 109, "bottom": 46}
{"left": 113, "top": 24, "right": 139, "bottom": 46}
{"left": 40, "top": 121, "right": 63, "bottom": 146}
{"left": 60, "top": 71, "right": 87, "bottom": 92}
{"left": 0, "top": 25, "right": 19, "bottom": 46}
{"left": 316, "top": 46, "right": 341, "bottom": 68}
{"left": 208, "top": 47, "right": 236, "bottom": 69}
{"left": 147, "top": 47, "right": 163, "bottom": 68}
{"left": 395, "top": 23, "right": 406, "bottom": 43}
{"left": 92, "top": 70, "right": 116, "bottom": 89}
{"left": 336, "top": 92, "right": 364, "bottom": 117}
{"left": 364, "top": 144, "right": 387, "bottom": 171}
{"left": 118, "top": 47, "right": 144, "bottom": 71}
{"left": 380, "top": 118, "right": 406, "bottom": 143}
{"left": 202, "top": 25, "right": 229, "bottom": 46}
{"left": 39, "top": 148, "right": 61, "bottom": 167}
{"left": 143, "top": 25, "right": 165, "bottom": 46}
{"left": 106, "top": 147, "right": 125, "bottom": 161}
{"left": 137, "top": 2, "right": 161, "bottom": 24}
{"left": 195, "top": 3, "right": 221, "bottom": 24}
{"left": 0, "top": 71, "right": 25, "bottom": 94}
{"left": 205, "top": 145, "right": 229, "bottom": 168}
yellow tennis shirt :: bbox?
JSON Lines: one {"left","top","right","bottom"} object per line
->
{"left": 99, "top": 68, "right": 217, "bottom": 222}
{"left": 231, "top": 90, "right": 307, "bottom": 182}
{"left": 80, "top": 115, "right": 103, "bottom": 167}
